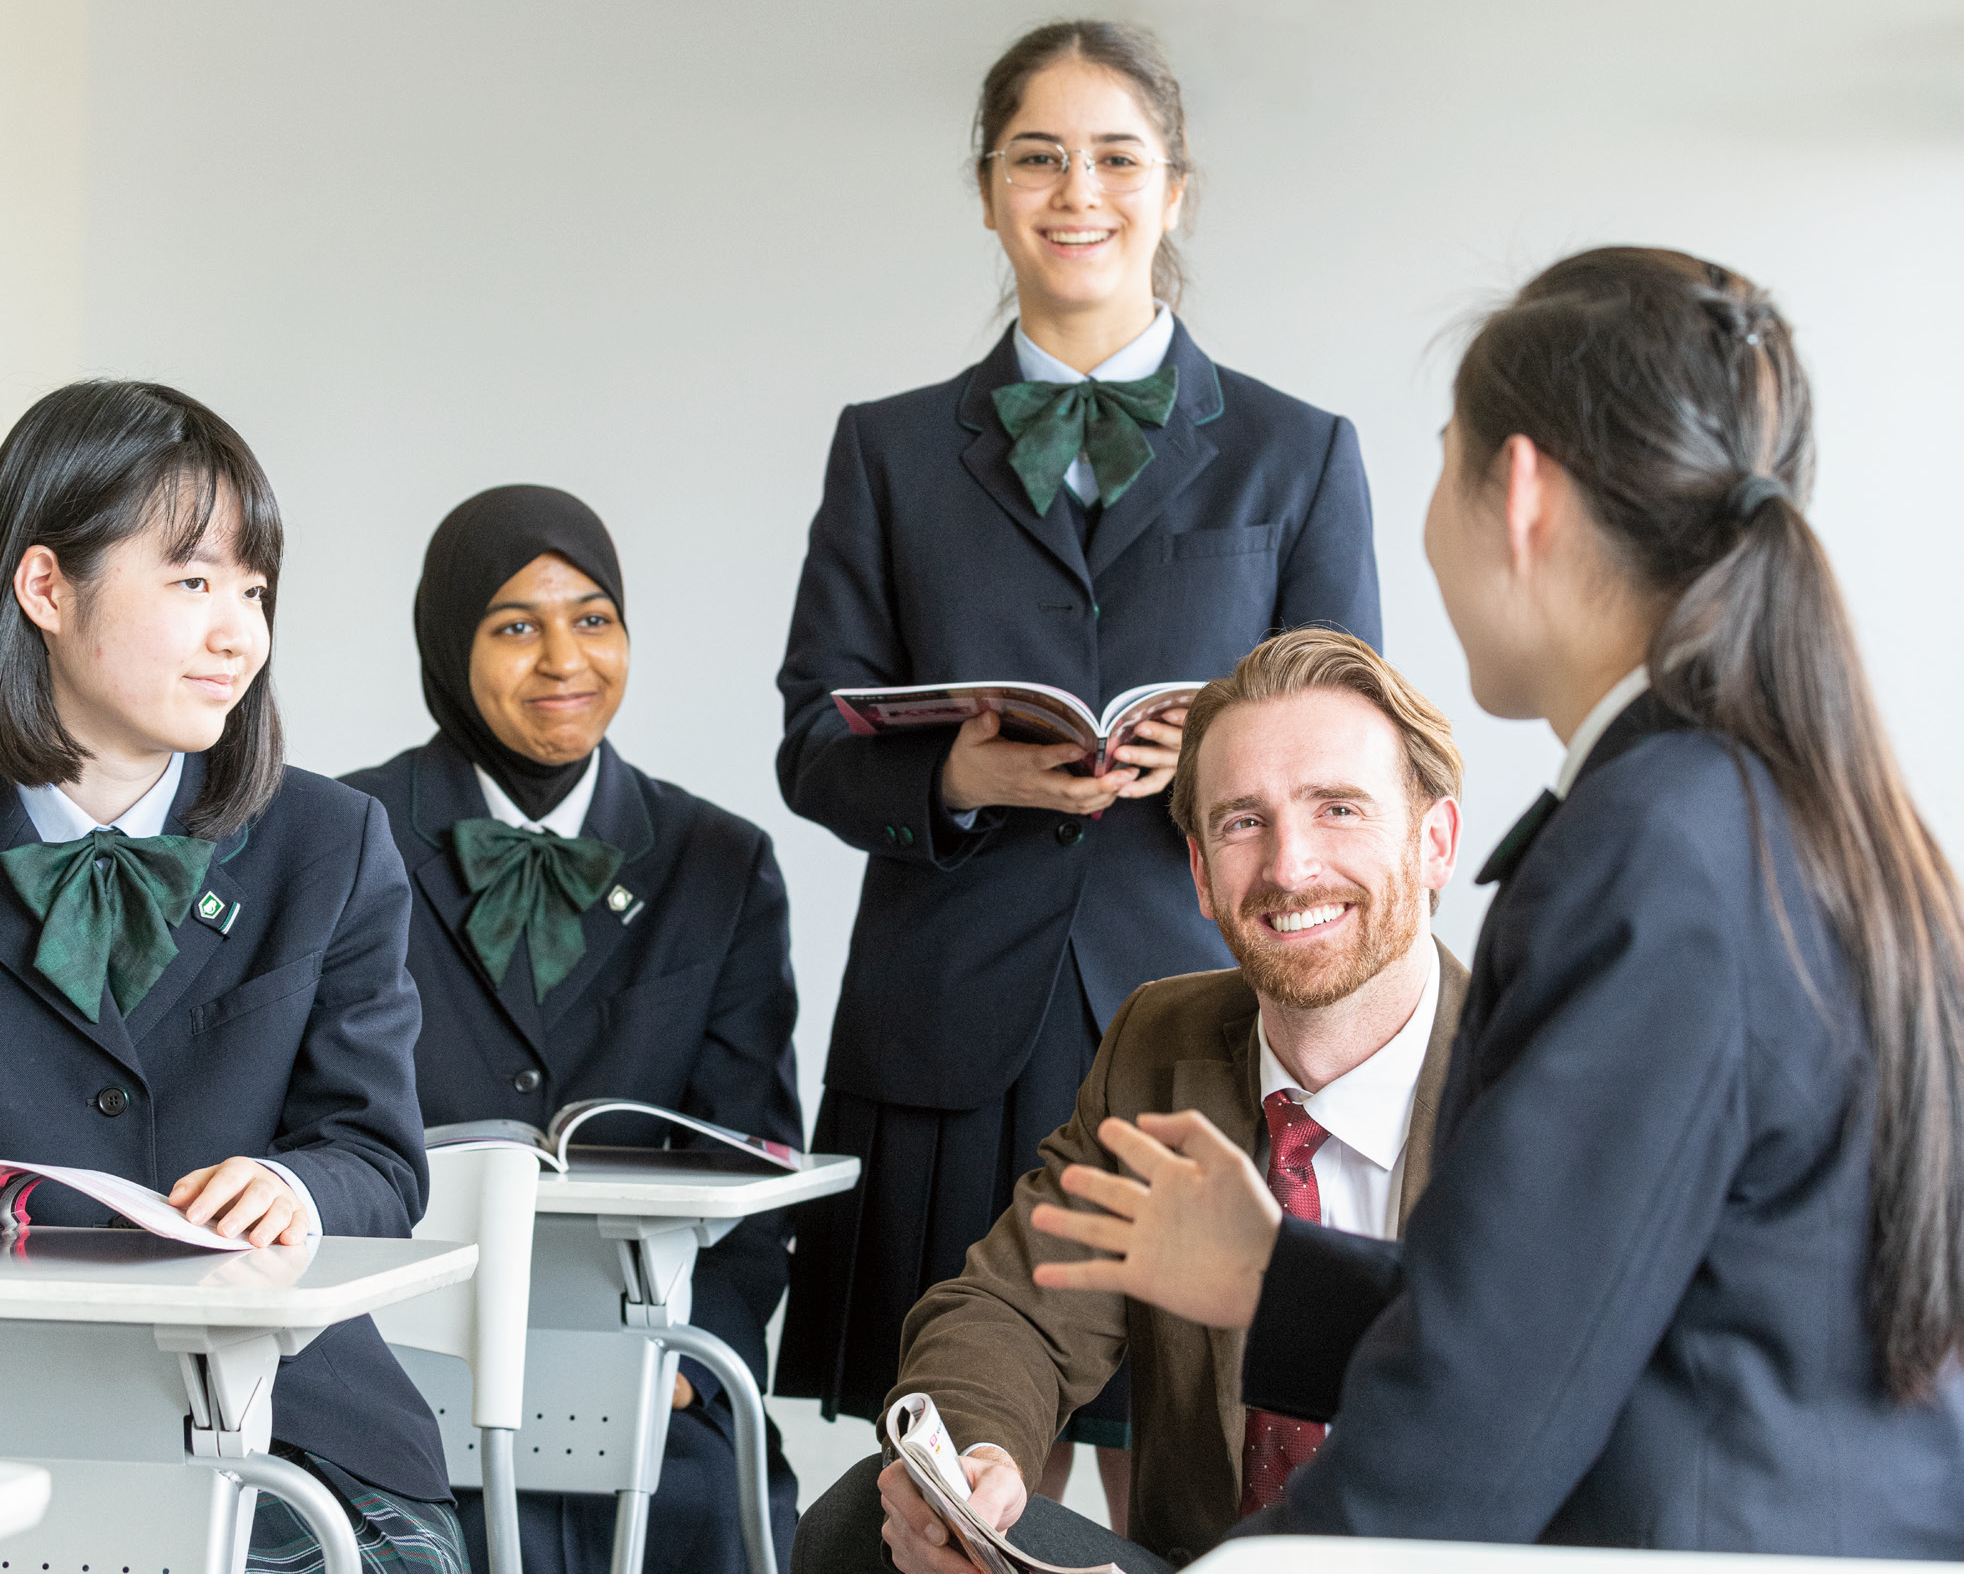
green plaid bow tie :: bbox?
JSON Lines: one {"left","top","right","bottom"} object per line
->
{"left": 452, "top": 817, "right": 624, "bottom": 1003}
{"left": 991, "top": 362, "right": 1179, "bottom": 515}
{"left": 1, "top": 828, "right": 215, "bottom": 1022}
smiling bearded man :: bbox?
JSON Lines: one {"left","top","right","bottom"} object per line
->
{"left": 789, "top": 628, "right": 1471, "bottom": 1574}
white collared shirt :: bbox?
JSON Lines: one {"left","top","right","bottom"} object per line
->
{"left": 15, "top": 752, "right": 320, "bottom": 1237}
{"left": 1255, "top": 941, "right": 1442, "bottom": 1241}
{"left": 1013, "top": 302, "right": 1176, "bottom": 505}
{"left": 473, "top": 751, "right": 600, "bottom": 837}
{"left": 1555, "top": 667, "right": 1650, "bottom": 800}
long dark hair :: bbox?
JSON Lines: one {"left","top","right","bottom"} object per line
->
{"left": 1454, "top": 246, "right": 1964, "bottom": 1399}
{"left": 0, "top": 381, "right": 285, "bottom": 840}
{"left": 974, "top": 19, "right": 1195, "bottom": 310}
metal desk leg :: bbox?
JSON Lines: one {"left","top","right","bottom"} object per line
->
{"left": 480, "top": 1426, "right": 522, "bottom": 1574}
{"left": 609, "top": 1488, "right": 649, "bottom": 1574}
{"left": 225, "top": 1451, "right": 362, "bottom": 1574}
{"left": 653, "top": 1324, "right": 777, "bottom": 1574}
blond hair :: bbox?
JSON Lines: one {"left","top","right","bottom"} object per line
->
{"left": 1168, "top": 628, "right": 1463, "bottom": 841}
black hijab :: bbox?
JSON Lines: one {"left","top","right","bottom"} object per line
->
{"left": 415, "top": 484, "right": 626, "bottom": 821}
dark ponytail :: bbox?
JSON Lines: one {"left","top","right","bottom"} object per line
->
{"left": 1455, "top": 246, "right": 1964, "bottom": 1399}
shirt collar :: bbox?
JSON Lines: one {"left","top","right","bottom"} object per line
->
{"left": 1554, "top": 666, "right": 1650, "bottom": 800}
{"left": 1013, "top": 302, "right": 1175, "bottom": 386}
{"left": 474, "top": 751, "right": 601, "bottom": 839}
{"left": 1256, "top": 940, "right": 1441, "bottom": 1172}
{"left": 17, "top": 753, "right": 186, "bottom": 843}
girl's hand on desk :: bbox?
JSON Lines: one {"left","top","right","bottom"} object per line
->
{"left": 940, "top": 709, "right": 1136, "bottom": 815}
{"left": 1110, "top": 708, "right": 1186, "bottom": 800}
{"left": 671, "top": 1374, "right": 695, "bottom": 1409}
{"left": 169, "top": 1157, "right": 308, "bottom": 1247}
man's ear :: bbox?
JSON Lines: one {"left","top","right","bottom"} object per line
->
{"left": 1419, "top": 795, "right": 1461, "bottom": 900}
{"left": 1188, "top": 835, "right": 1217, "bottom": 921}
{"left": 12, "top": 544, "right": 70, "bottom": 636}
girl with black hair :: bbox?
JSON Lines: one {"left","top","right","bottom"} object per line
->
{"left": 343, "top": 484, "right": 803, "bottom": 1574}
{"left": 1031, "top": 247, "right": 1964, "bottom": 1553}
{"left": 0, "top": 379, "right": 468, "bottom": 1574}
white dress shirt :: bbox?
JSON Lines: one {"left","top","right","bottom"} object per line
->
{"left": 473, "top": 751, "right": 600, "bottom": 836}
{"left": 1555, "top": 666, "right": 1650, "bottom": 800}
{"left": 1255, "top": 940, "right": 1442, "bottom": 1242}
{"left": 15, "top": 754, "right": 320, "bottom": 1237}
{"left": 1013, "top": 302, "right": 1176, "bottom": 506}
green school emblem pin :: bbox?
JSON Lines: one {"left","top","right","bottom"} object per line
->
{"left": 607, "top": 885, "right": 632, "bottom": 913}
{"left": 197, "top": 891, "right": 224, "bottom": 922}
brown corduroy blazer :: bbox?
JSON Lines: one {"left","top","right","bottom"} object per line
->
{"left": 889, "top": 938, "right": 1469, "bottom": 1564}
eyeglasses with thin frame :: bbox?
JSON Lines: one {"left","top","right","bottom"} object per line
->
{"left": 984, "top": 137, "right": 1173, "bottom": 194}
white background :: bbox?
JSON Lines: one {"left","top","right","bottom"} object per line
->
{"left": 4, "top": 0, "right": 1962, "bottom": 1511}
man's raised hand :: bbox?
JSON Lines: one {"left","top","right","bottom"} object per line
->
{"left": 1029, "top": 1110, "right": 1282, "bottom": 1329}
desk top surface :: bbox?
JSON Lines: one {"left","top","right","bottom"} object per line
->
{"left": 0, "top": 1230, "right": 476, "bottom": 1328}
{"left": 533, "top": 1150, "right": 859, "bottom": 1217}
{"left": 1186, "top": 1537, "right": 1964, "bottom": 1573}
{"left": 0, "top": 1462, "right": 50, "bottom": 1539}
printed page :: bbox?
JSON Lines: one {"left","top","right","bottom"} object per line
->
{"left": 423, "top": 1120, "right": 561, "bottom": 1170}
{"left": 545, "top": 1099, "right": 808, "bottom": 1173}
{"left": 0, "top": 1160, "right": 253, "bottom": 1251}
{"left": 831, "top": 683, "right": 1101, "bottom": 756}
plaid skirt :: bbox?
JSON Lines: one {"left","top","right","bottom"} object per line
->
{"left": 247, "top": 1448, "right": 468, "bottom": 1574}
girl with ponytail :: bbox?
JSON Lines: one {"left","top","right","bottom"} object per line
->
{"left": 1032, "top": 247, "right": 1964, "bottom": 1552}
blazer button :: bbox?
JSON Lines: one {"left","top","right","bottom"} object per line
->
{"left": 883, "top": 824, "right": 898, "bottom": 845}
{"left": 94, "top": 1086, "right": 129, "bottom": 1117}
{"left": 1055, "top": 820, "right": 1084, "bottom": 847}
{"left": 512, "top": 1068, "right": 543, "bottom": 1094}
{"left": 896, "top": 826, "right": 914, "bottom": 848}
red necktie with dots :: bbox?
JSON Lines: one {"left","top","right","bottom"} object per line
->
{"left": 1239, "top": 1089, "right": 1332, "bottom": 1517}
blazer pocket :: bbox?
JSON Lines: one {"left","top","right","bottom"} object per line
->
{"left": 602, "top": 960, "right": 717, "bottom": 1031}
{"left": 1162, "top": 521, "right": 1285, "bottom": 562}
{"left": 191, "top": 951, "right": 326, "bottom": 1036}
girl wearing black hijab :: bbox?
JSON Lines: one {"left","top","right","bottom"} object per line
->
{"left": 343, "top": 484, "right": 802, "bottom": 1574}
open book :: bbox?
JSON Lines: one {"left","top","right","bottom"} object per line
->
{"left": 831, "top": 681, "right": 1200, "bottom": 777}
{"left": 884, "top": 1393, "right": 1123, "bottom": 1574}
{"left": 0, "top": 1160, "right": 254, "bottom": 1252}
{"left": 424, "top": 1098, "right": 809, "bottom": 1174}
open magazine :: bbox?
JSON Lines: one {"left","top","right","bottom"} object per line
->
{"left": 424, "top": 1098, "right": 810, "bottom": 1174}
{"left": 884, "top": 1393, "right": 1123, "bottom": 1574}
{"left": 0, "top": 1160, "right": 254, "bottom": 1251}
{"left": 831, "top": 681, "right": 1201, "bottom": 777}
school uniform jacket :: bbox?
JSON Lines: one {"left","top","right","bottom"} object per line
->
{"left": 1235, "top": 698, "right": 1964, "bottom": 1554}
{"left": 0, "top": 756, "right": 450, "bottom": 1500}
{"left": 777, "top": 320, "right": 1380, "bottom": 1110}
{"left": 342, "top": 735, "right": 801, "bottom": 1402}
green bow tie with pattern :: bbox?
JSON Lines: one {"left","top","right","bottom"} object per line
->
{"left": 991, "top": 362, "right": 1180, "bottom": 515}
{"left": 1, "top": 828, "right": 216, "bottom": 1022}
{"left": 452, "top": 818, "right": 624, "bottom": 1003}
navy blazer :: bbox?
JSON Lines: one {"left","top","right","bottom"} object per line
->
{"left": 778, "top": 320, "right": 1380, "bottom": 1110}
{"left": 1236, "top": 699, "right": 1964, "bottom": 1554}
{"left": 342, "top": 735, "right": 801, "bottom": 1398}
{"left": 0, "top": 757, "right": 449, "bottom": 1500}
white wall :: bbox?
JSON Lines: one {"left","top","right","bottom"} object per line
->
{"left": 8, "top": 0, "right": 1964, "bottom": 1132}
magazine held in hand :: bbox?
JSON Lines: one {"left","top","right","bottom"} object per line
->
{"left": 425, "top": 1098, "right": 811, "bottom": 1174}
{"left": 831, "top": 680, "right": 1200, "bottom": 777}
{"left": 0, "top": 1160, "right": 256, "bottom": 1251}
{"left": 884, "top": 1393, "right": 1123, "bottom": 1574}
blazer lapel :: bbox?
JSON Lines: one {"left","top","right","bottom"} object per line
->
{"left": 1083, "top": 321, "right": 1224, "bottom": 580}
{"left": 1173, "top": 1005, "right": 1263, "bottom": 1487}
{"left": 0, "top": 791, "right": 145, "bottom": 1080}
{"left": 1396, "top": 938, "right": 1470, "bottom": 1231}
{"left": 122, "top": 762, "right": 248, "bottom": 1043}
{"left": 537, "top": 742, "right": 654, "bottom": 1031}
{"left": 957, "top": 329, "right": 1093, "bottom": 591}
{"left": 408, "top": 738, "right": 550, "bottom": 1056}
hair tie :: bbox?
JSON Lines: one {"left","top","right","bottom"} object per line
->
{"left": 1725, "top": 473, "right": 1789, "bottom": 521}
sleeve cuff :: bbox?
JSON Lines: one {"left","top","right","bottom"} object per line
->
{"left": 259, "top": 1159, "right": 323, "bottom": 1239}
{"left": 1242, "top": 1217, "right": 1403, "bottom": 1422}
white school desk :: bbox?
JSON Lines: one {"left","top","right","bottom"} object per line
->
{"left": 396, "top": 1148, "right": 860, "bottom": 1574}
{"left": 1186, "top": 1538, "right": 1964, "bottom": 1573}
{"left": 0, "top": 1463, "right": 51, "bottom": 1541}
{"left": 0, "top": 1228, "right": 477, "bottom": 1574}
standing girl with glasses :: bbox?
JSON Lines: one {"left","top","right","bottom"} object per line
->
{"left": 773, "top": 19, "right": 1380, "bottom": 1530}
{"left": 0, "top": 381, "right": 468, "bottom": 1574}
